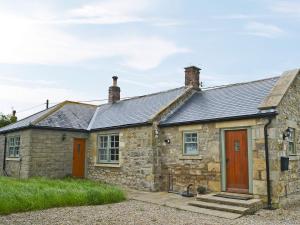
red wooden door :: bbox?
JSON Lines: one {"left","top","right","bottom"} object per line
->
{"left": 225, "top": 129, "right": 249, "bottom": 193}
{"left": 72, "top": 138, "right": 86, "bottom": 178}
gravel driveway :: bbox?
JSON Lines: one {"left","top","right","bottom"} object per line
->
{"left": 0, "top": 200, "right": 299, "bottom": 225}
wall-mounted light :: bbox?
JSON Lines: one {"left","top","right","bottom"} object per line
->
{"left": 282, "top": 128, "right": 292, "bottom": 140}
{"left": 164, "top": 139, "right": 171, "bottom": 144}
{"left": 62, "top": 133, "right": 66, "bottom": 141}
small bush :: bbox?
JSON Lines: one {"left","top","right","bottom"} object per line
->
{"left": 0, "top": 177, "right": 126, "bottom": 215}
{"left": 197, "top": 186, "right": 207, "bottom": 194}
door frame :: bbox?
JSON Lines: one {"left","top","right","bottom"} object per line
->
{"left": 72, "top": 138, "right": 86, "bottom": 178}
{"left": 220, "top": 127, "right": 253, "bottom": 194}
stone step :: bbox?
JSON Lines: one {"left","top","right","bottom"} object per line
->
{"left": 217, "top": 192, "right": 254, "bottom": 200}
{"left": 197, "top": 193, "right": 263, "bottom": 208}
{"left": 166, "top": 202, "right": 242, "bottom": 219}
{"left": 188, "top": 200, "right": 250, "bottom": 215}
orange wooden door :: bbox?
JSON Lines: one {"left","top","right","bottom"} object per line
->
{"left": 225, "top": 129, "right": 249, "bottom": 193}
{"left": 72, "top": 138, "right": 86, "bottom": 178}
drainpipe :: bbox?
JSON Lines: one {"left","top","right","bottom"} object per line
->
{"left": 264, "top": 118, "right": 273, "bottom": 209}
{"left": 2, "top": 135, "right": 7, "bottom": 176}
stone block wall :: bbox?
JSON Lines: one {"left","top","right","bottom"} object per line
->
{"left": 3, "top": 130, "right": 32, "bottom": 178}
{"left": 30, "top": 129, "right": 88, "bottom": 178}
{"left": 275, "top": 74, "right": 300, "bottom": 204}
{"left": 159, "top": 123, "right": 221, "bottom": 194}
{"left": 87, "top": 125, "right": 156, "bottom": 191}
{"left": 0, "top": 135, "right": 4, "bottom": 175}
{"left": 159, "top": 119, "right": 278, "bottom": 201}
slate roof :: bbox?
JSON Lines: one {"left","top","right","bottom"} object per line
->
{"left": 0, "top": 76, "right": 280, "bottom": 134}
{"left": 0, "top": 102, "right": 97, "bottom": 133}
{"left": 88, "top": 87, "right": 187, "bottom": 130}
{"left": 0, "top": 107, "right": 55, "bottom": 133}
{"left": 36, "top": 103, "right": 96, "bottom": 130}
{"left": 161, "top": 77, "right": 279, "bottom": 126}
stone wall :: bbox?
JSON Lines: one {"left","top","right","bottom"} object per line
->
{"left": 3, "top": 130, "right": 32, "bottom": 178}
{"left": 159, "top": 119, "right": 276, "bottom": 200}
{"left": 0, "top": 135, "right": 5, "bottom": 175}
{"left": 30, "top": 129, "right": 88, "bottom": 178}
{"left": 275, "top": 74, "right": 300, "bottom": 204}
{"left": 0, "top": 129, "right": 88, "bottom": 179}
{"left": 87, "top": 125, "right": 156, "bottom": 191}
{"left": 159, "top": 123, "right": 220, "bottom": 194}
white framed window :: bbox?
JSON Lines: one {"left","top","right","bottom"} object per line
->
{"left": 183, "top": 132, "right": 198, "bottom": 155}
{"left": 8, "top": 136, "right": 20, "bottom": 158}
{"left": 98, "top": 134, "right": 119, "bottom": 163}
{"left": 288, "top": 128, "right": 296, "bottom": 155}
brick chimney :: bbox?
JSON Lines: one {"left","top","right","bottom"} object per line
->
{"left": 185, "top": 66, "right": 201, "bottom": 90}
{"left": 108, "top": 76, "right": 121, "bottom": 103}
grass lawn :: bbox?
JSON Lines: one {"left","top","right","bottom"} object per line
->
{"left": 0, "top": 176, "right": 126, "bottom": 215}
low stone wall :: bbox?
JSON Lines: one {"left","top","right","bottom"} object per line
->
{"left": 87, "top": 125, "right": 156, "bottom": 191}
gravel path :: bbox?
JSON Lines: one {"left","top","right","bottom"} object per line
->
{"left": 0, "top": 200, "right": 299, "bottom": 225}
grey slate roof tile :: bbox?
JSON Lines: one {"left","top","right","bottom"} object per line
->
{"left": 89, "top": 87, "right": 187, "bottom": 130}
{"left": 36, "top": 103, "right": 96, "bottom": 130}
{"left": 161, "top": 77, "right": 279, "bottom": 125}
{"left": 0, "top": 107, "right": 54, "bottom": 133}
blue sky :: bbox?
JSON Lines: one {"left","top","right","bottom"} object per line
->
{"left": 0, "top": 0, "right": 299, "bottom": 118}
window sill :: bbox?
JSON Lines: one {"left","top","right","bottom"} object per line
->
{"left": 6, "top": 157, "right": 21, "bottom": 161}
{"left": 179, "top": 155, "right": 203, "bottom": 160}
{"left": 94, "top": 163, "right": 121, "bottom": 168}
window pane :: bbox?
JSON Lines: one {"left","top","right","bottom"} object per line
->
{"left": 184, "top": 143, "right": 198, "bottom": 155}
{"left": 99, "top": 148, "right": 107, "bottom": 161}
{"left": 184, "top": 133, "right": 197, "bottom": 143}
{"left": 289, "top": 143, "right": 295, "bottom": 155}
{"left": 15, "top": 147, "right": 19, "bottom": 157}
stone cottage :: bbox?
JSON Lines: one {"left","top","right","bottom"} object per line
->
{"left": 0, "top": 66, "right": 299, "bottom": 208}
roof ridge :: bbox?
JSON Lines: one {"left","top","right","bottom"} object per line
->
{"left": 97, "top": 86, "right": 187, "bottom": 107}
{"left": 63, "top": 100, "right": 97, "bottom": 107}
{"left": 202, "top": 76, "right": 280, "bottom": 91}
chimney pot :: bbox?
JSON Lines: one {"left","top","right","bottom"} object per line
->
{"left": 185, "top": 66, "right": 201, "bottom": 90}
{"left": 112, "top": 76, "right": 118, "bottom": 86}
{"left": 108, "top": 76, "right": 121, "bottom": 103}
{"left": 12, "top": 110, "right": 16, "bottom": 117}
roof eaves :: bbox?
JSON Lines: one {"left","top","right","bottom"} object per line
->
{"left": 90, "top": 122, "right": 152, "bottom": 132}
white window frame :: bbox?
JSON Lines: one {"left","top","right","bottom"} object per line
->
{"left": 7, "top": 136, "right": 21, "bottom": 158}
{"left": 288, "top": 128, "right": 296, "bottom": 155}
{"left": 183, "top": 132, "right": 199, "bottom": 156}
{"left": 97, "top": 134, "right": 119, "bottom": 164}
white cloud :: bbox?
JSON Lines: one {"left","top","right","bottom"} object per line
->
{"left": 67, "top": 0, "right": 150, "bottom": 24}
{"left": 0, "top": 11, "right": 187, "bottom": 70}
{"left": 244, "top": 22, "right": 284, "bottom": 38}
{"left": 271, "top": 1, "right": 300, "bottom": 14}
